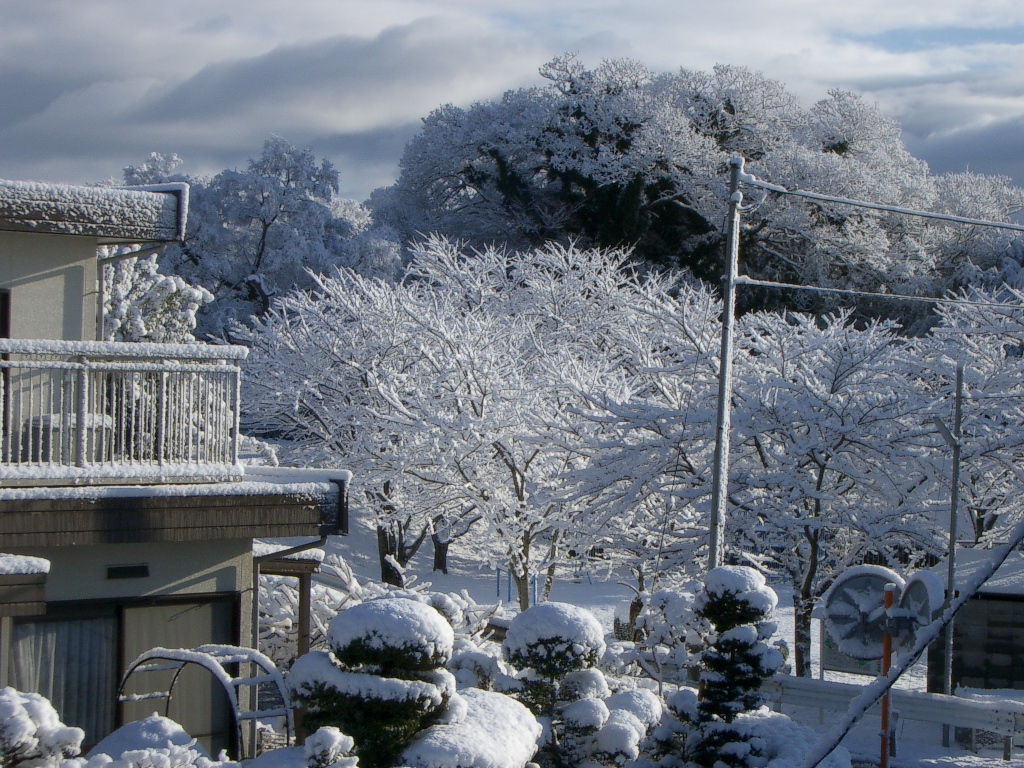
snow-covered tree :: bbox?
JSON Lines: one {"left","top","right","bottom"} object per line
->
{"left": 731, "top": 310, "right": 941, "bottom": 676}
{"left": 919, "top": 288, "right": 1024, "bottom": 545}
{"left": 101, "top": 245, "right": 213, "bottom": 343}
{"left": 379, "top": 55, "right": 1024, "bottom": 327}
{"left": 563, "top": 278, "right": 723, "bottom": 592}
{"left": 241, "top": 238, "right": 654, "bottom": 605}
{"left": 122, "top": 138, "right": 401, "bottom": 339}
{"left": 687, "top": 567, "right": 783, "bottom": 768}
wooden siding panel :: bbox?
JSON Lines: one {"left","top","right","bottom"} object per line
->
{"left": 0, "top": 493, "right": 326, "bottom": 547}
{"left": 0, "top": 572, "right": 46, "bottom": 616}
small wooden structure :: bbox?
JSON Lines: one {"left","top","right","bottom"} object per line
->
{"left": 928, "top": 550, "right": 1024, "bottom": 693}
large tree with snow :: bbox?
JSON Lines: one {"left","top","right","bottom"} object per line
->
{"left": 241, "top": 237, "right": 660, "bottom": 606}
{"left": 559, "top": 278, "right": 723, "bottom": 591}
{"left": 917, "top": 288, "right": 1024, "bottom": 546}
{"left": 376, "top": 55, "right": 1024, "bottom": 328}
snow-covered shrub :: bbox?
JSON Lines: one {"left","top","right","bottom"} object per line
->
{"left": 447, "top": 637, "right": 519, "bottom": 692}
{"left": 303, "top": 727, "right": 357, "bottom": 768}
{"left": 288, "top": 598, "right": 462, "bottom": 768}
{"left": 503, "top": 602, "right": 606, "bottom": 712}
{"left": 85, "top": 715, "right": 198, "bottom": 760}
{"left": 632, "top": 589, "right": 700, "bottom": 686}
{"left": 375, "top": 589, "right": 502, "bottom": 641}
{"left": 500, "top": 603, "right": 660, "bottom": 768}
{"left": 66, "top": 714, "right": 234, "bottom": 768}
{"left": 399, "top": 688, "right": 541, "bottom": 768}
{"left": 0, "top": 687, "right": 83, "bottom": 768}
{"left": 556, "top": 686, "right": 663, "bottom": 768}
{"left": 247, "top": 727, "right": 358, "bottom": 768}
{"left": 64, "top": 742, "right": 234, "bottom": 768}
{"left": 559, "top": 668, "right": 611, "bottom": 702}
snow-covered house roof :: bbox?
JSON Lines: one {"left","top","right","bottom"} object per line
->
{"left": 950, "top": 548, "right": 1024, "bottom": 598}
{"left": 0, "top": 179, "right": 188, "bottom": 243}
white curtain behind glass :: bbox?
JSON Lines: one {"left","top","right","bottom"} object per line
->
{"left": 11, "top": 616, "right": 117, "bottom": 746}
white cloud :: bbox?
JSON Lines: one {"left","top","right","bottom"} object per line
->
{"left": 1, "top": 0, "right": 1023, "bottom": 197}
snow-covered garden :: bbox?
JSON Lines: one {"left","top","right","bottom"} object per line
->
{"left": 12, "top": 52, "right": 1024, "bottom": 768}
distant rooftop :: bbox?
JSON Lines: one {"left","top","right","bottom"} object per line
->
{"left": 0, "top": 178, "right": 188, "bottom": 243}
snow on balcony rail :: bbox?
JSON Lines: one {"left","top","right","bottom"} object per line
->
{"left": 0, "top": 338, "right": 243, "bottom": 485}
{"left": 0, "top": 338, "right": 247, "bottom": 360}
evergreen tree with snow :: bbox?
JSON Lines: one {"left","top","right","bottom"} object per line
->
{"left": 688, "top": 566, "right": 783, "bottom": 768}
{"left": 502, "top": 601, "right": 607, "bottom": 719}
{"left": 501, "top": 602, "right": 661, "bottom": 768}
{"left": 288, "top": 598, "right": 462, "bottom": 768}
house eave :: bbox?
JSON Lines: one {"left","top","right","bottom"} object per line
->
{"left": 0, "top": 481, "right": 342, "bottom": 547}
{"left": 0, "top": 179, "right": 188, "bottom": 243}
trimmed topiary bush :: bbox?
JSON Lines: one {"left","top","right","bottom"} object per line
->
{"left": 289, "top": 598, "right": 461, "bottom": 768}
{"left": 501, "top": 602, "right": 660, "bottom": 768}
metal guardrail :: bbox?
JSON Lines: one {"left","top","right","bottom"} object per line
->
{"left": 763, "top": 674, "right": 1024, "bottom": 760}
{"left": 0, "top": 339, "right": 247, "bottom": 484}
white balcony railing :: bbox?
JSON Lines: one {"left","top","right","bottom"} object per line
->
{"left": 0, "top": 339, "right": 248, "bottom": 485}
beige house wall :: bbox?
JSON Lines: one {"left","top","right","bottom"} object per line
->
{"left": 0, "top": 231, "right": 97, "bottom": 340}
{"left": 12, "top": 538, "right": 252, "bottom": 605}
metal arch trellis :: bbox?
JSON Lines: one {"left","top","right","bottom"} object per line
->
{"left": 116, "top": 644, "right": 293, "bottom": 759}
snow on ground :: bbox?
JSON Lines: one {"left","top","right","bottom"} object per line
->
{"left": 301, "top": 512, "right": 1022, "bottom": 767}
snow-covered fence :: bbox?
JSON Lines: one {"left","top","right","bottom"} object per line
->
{"left": 763, "top": 674, "right": 1024, "bottom": 760}
{"left": 0, "top": 338, "right": 247, "bottom": 483}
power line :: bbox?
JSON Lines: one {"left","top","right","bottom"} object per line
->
{"left": 740, "top": 173, "right": 1024, "bottom": 233}
{"left": 733, "top": 275, "right": 1024, "bottom": 312}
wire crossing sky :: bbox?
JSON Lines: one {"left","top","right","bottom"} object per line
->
{"left": 2, "top": 1, "right": 1024, "bottom": 200}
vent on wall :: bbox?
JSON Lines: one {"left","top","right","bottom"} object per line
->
{"left": 107, "top": 564, "right": 149, "bottom": 580}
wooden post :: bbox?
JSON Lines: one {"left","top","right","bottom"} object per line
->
{"left": 881, "top": 584, "right": 895, "bottom": 768}
{"left": 298, "top": 571, "right": 312, "bottom": 658}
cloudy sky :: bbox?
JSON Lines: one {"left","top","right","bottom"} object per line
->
{"left": 2, "top": 1, "right": 1024, "bottom": 201}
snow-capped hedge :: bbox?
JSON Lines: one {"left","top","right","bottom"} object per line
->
{"left": 327, "top": 598, "right": 455, "bottom": 673}
{"left": 290, "top": 598, "right": 465, "bottom": 768}
{"left": 502, "top": 602, "right": 606, "bottom": 680}
{"left": 399, "top": 688, "right": 540, "bottom": 768}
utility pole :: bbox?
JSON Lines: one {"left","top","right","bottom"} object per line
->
{"left": 709, "top": 156, "right": 744, "bottom": 569}
{"left": 933, "top": 364, "right": 963, "bottom": 747}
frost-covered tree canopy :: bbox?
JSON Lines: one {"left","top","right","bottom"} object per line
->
{"left": 121, "top": 139, "right": 402, "bottom": 339}
{"left": 376, "top": 55, "right": 1024, "bottom": 327}
{"left": 240, "top": 237, "right": 666, "bottom": 608}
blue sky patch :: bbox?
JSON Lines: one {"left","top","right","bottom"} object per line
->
{"left": 842, "top": 26, "right": 1024, "bottom": 53}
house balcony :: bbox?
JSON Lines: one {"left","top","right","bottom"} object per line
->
{"left": 0, "top": 338, "right": 248, "bottom": 486}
